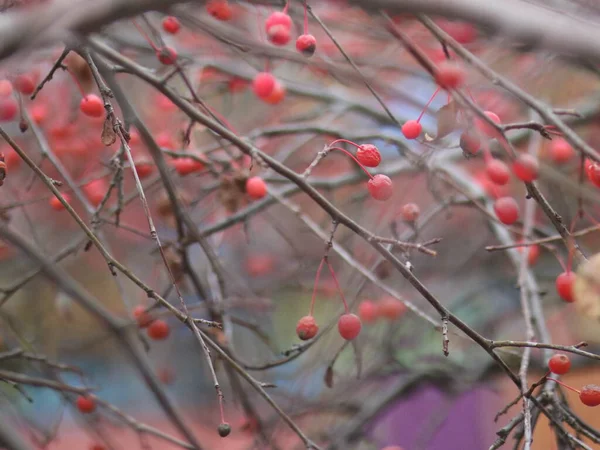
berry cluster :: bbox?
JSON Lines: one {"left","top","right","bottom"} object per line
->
{"left": 133, "top": 305, "right": 171, "bottom": 340}
{"left": 547, "top": 354, "right": 600, "bottom": 407}
{"left": 322, "top": 139, "right": 393, "bottom": 201}
{"left": 296, "top": 257, "right": 362, "bottom": 342}
{"left": 358, "top": 297, "right": 407, "bottom": 323}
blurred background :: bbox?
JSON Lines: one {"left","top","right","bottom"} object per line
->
{"left": 0, "top": 1, "right": 600, "bottom": 450}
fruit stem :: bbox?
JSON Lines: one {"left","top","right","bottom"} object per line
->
{"left": 546, "top": 377, "right": 581, "bottom": 394}
{"left": 131, "top": 19, "right": 160, "bottom": 52}
{"left": 329, "top": 138, "right": 361, "bottom": 149}
{"left": 218, "top": 392, "right": 226, "bottom": 423}
{"left": 416, "top": 87, "right": 441, "bottom": 123}
{"left": 303, "top": 0, "right": 308, "bottom": 34}
{"left": 282, "top": 0, "right": 290, "bottom": 14}
{"left": 309, "top": 257, "right": 325, "bottom": 316}
{"left": 325, "top": 258, "right": 349, "bottom": 314}
{"left": 328, "top": 146, "right": 373, "bottom": 179}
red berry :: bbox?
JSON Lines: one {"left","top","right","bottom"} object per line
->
{"left": 162, "top": 16, "right": 181, "bottom": 34}
{"left": 265, "top": 11, "right": 292, "bottom": 46}
{"left": 548, "top": 138, "right": 574, "bottom": 164}
{"left": 437, "top": 20, "right": 477, "bottom": 44}
{"left": 246, "top": 176, "right": 267, "bottom": 199}
{"left": 227, "top": 77, "right": 248, "bottom": 93}
{"left": 76, "top": 396, "right": 96, "bottom": 414}
{"left": 172, "top": 157, "right": 204, "bottom": 176}
{"left": 134, "top": 160, "right": 154, "bottom": 179}
{"left": 585, "top": 159, "right": 600, "bottom": 188}
{"left": 548, "top": 353, "right": 571, "bottom": 375}
{"left": 367, "top": 174, "right": 393, "bottom": 201}
{"left": 263, "top": 81, "right": 286, "bottom": 105}
{"left": 517, "top": 243, "right": 540, "bottom": 266}
{"left": 14, "top": 74, "right": 35, "bottom": 95}
{"left": 356, "top": 144, "right": 381, "bottom": 167}
{"left": 494, "top": 197, "right": 519, "bottom": 225}
{"left": 580, "top": 385, "right": 600, "bottom": 407}
{"left": 296, "top": 34, "right": 317, "bottom": 56}
{"left": 296, "top": 315, "right": 318, "bottom": 340}
{"left": 460, "top": 130, "right": 480, "bottom": 155}
{"left": 379, "top": 296, "right": 406, "bottom": 320}
{"left": 30, "top": 103, "right": 48, "bottom": 124}
{"left": 157, "top": 46, "right": 177, "bottom": 65}
{"left": 0, "top": 80, "right": 13, "bottom": 97}
{"left": 401, "top": 202, "right": 420, "bottom": 222}
{"left": 50, "top": 193, "right": 71, "bottom": 211}
{"left": 512, "top": 154, "right": 539, "bottom": 182}
{"left": 401, "top": 120, "right": 422, "bottom": 139}
{"left": 90, "top": 444, "right": 106, "bottom": 450}
{"left": 156, "top": 132, "right": 176, "bottom": 149}
{"left": 358, "top": 300, "right": 379, "bottom": 324}
{"left": 338, "top": 313, "right": 362, "bottom": 340}
{"left": 83, "top": 179, "right": 107, "bottom": 207}
{"left": 475, "top": 111, "right": 501, "bottom": 138}
{"left": 206, "top": 0, "right": 232, "bottom": 21}
{"left": 129, "top": 129, "right": 141, "bottom": 146}
{"left": 0, "top": 98, "right": 18, "bottom": 121}
{"left": 133, "top": 305, "right": 154, "bottom": 328}
{"left": 556, "top": 271, "right": 576, "bottom": 303}
{"left": 147, "top": 319, "right": 170, "bottom": 340}
{"left": 252, "top": 72, "right": 276, "bottom": 99}
{"left": 434, "top": 62, "right": 466, "bottom": 89}
{"left": 265, "top": 12, "right": 292, "bottom": 33}
{"left": 80, "top": 95, "right": 104, "bottom": 118}
{"left": 486, "top": 159, "right": 510, "bottom": 185}
{"left": 267, "top": 25, "right": 291, "bottom": 46}
{"left": 245, "top": 254, "right": 274, "bottom": 276}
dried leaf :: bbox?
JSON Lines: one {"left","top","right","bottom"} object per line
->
{"left": 101, "top": 119, "right": 116, "bottom": 146}
{"left": 435, "top": 101, "right": 459, "bottom": 140}
{"left": 324, "top": 365, "right": 334, "bottom": 388}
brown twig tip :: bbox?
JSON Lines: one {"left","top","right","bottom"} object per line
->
{"left": 442, "top": 316, "right": 449, "bottom": 356}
